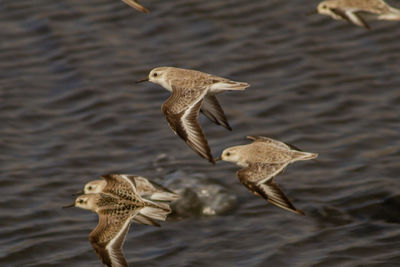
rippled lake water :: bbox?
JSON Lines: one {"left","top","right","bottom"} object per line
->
{"left": 1, "top": 0, "right": 400, "bottom": 266}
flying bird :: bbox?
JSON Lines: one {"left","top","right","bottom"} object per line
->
{"left": 315, "top": 0, "right": 400, "bottom": 29}
{"left": 64, "top": 175, "right": 173, "bottom": 266}
{"left": 137, "top": 67, "right": 249, "bottom": 164}
{"left": 217, "top": 136, "right": 318, "bottom": 215}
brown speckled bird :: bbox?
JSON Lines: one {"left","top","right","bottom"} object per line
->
{"left": 64, "top": 175, "right": 172, "bottom": 267}
{"left": 218, "top": 136, "right": 318, "bottom": 215}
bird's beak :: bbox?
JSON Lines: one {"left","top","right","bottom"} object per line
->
{"left": 306, "top": 9, "right": 318, "bottom": 16}
{"left": 215, "top": 156, "right": 222, "bottom": 161}
{"left": 136, "top": 78, "right": 149, "bottom": 83}
{"left": 72, "top": 190, "right": 84, "bottom": 196}
{"left": 62, "top": 203, "right": 75, "bottom": 209}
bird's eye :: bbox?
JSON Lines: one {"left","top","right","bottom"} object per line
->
{"left": 322, "top": 5, "right": 327, "bottom": 9}
{"left": 79, "top": 199, "right": 84, "bottom": 204}
{"left": 153, "top": 73, "right": 158, "bottom": 77}
{"left": 226, "top": 152, "right": 231, "bottom": 156}
{"left": 88, "top": 186, "right": 92, "bottom": 190}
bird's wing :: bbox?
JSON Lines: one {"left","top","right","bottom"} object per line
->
{"left": 237, "top": 163, "right": 304, "bottom": 215}
{"left": 132, "top": 214, "right": 161, "bottom": 227}
{"left": 89, "top": 209, "right": 140, "bottom": 267}
{"left": 121, "top": 0, "right": 149, "bottom": 13}
{"left": 101, "top": 174, "right": 142, "bottom": 203}
{"left": 131, "top": 176, "right": 179, "bottom": 201}
{"left": 246, "top": 136, "right": 301, "bottom": 151}
{"left": 347, "top": 10, "right": 370, "bottom": 29}
{"left": 162, "top": 83, "right": 214, "bottom": 163}
{"left": 201, "top": 95, "right": 232, "bottom": 130}
{"left": 330, "top": 8, "right": 370, "bottom": 28}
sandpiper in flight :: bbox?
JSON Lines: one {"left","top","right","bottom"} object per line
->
{"left": 137, "top": 67, "right": 249, "bottom": 164}
{"left": 315, "top": 0, "right": 400, "bottom": 29}
{"left": 217, "top": 136, "right": 318, "bottom": 215}
{"left": 64, "top": 173, "right": 174, "bottom": 267}
{"left": 64, "top": 175, "right": 173, "bottom": 266}
{"left": 65, "top": 193, "right": 140, "bottom": 267}
{"left": 64, "top": 190, "right": 171, "bottom": 267}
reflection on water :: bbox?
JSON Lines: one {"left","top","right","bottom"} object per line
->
{"left": 1, "top": 0, "right": 400, "bottom": 266}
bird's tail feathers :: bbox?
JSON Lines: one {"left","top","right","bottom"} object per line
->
{"left": 149, "top": 192, "right": 180, "bottom": 201}
{"left": 293, "top": 151, "right": 318, "bottom": 161}
{"left": 140, "top": 198, "right": 171, "bottom": 222}
{"left": 379, "top": 10, "right": 400, "bottom": 20}
{"left": 140, "top": 206, "right": 170, "bottom": 222}
{"left": 133, "top": 214, "right": 161, "bottom": 227}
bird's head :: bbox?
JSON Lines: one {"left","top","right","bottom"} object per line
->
{"left": 63, "top": 194, "right": 98, "bottom": 211}
{"left": 317, "top": 1, "right": 336, "bottom": 17}
{"left": 218, "top": 147, "right": 243, "bottom": 164}
{"left": 136, "top": 67, "right": 170, "bottom": 86}
{"left": 83, "top": 180, "right": 105, "bottom": 194}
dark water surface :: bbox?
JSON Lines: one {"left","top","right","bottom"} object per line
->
{"left": 1, "top": 0, "right": 400, "bottom": 266}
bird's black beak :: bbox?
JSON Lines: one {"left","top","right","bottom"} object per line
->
{"left": 62, "top": 203, "right": 75, "bottom": 209}
{"left": 72, "top": 190, "right": 84, "bottom": 196}
{"left": 306, "top": 9, "right": 318, "bottom": 16}
{"left": 136, "top": 78, "right": 149, "bottom": 83}
{"left": 215, "top": 156, "right": 222, "bottom": 161}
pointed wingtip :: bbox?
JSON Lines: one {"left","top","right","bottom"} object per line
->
{"left": 357, "top": 19, "right": 370, "bottom": 29}
{"left": 121, "top": 0, "right": 150, "bottom": 14}
{"left": 224, "top": 124, "right": 232, "bottom": 131}
{"left": 296, "top": 209, "right": 306, "bottom": 216}
{"left": 141, "top": 8, "right": 150, "bottom": 14}
{"left": 297, "top": 152, "right": 318, "bottom": 161}
{"left": 306, "top": 152, "right": 319, "bottom": 160}
{"left": 285, "top": 142, "right": 303, "bottom": 152}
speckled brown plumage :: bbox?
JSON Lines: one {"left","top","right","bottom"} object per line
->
{"left": 88, "top": 193, "right": 141, "bottom": 267}
{"left": 71, "top": 179, "right": 173, "bottom": 266}
{"left": 219, "top": 136, "right": 318, "bottom": 215}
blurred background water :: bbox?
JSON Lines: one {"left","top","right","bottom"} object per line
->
{"left": 1, "top": 0, "right": 400, "bottom": 266}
